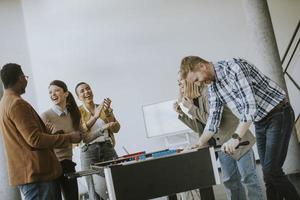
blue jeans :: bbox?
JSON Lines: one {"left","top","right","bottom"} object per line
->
{"left": 218, "top": 149, "right": 264, "bottom": 200}
{"left": 81, "top": 141, "right": 118, "bottom": 200}
{"left": 255, "top": 102, "right": 300, "bottom": 200}
{"left": 18, "top": 179, "right": 61, "bottom": 200}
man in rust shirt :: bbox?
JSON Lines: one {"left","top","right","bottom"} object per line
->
{"left": 0, "top": 63, "right": 81, "bottom": 200}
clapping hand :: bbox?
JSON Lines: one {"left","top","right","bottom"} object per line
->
{"left": 102, "top": 122, "right": 118, "bottom": 130}
{"left": 173, "top": 101, "right": 183, "bottom": 114}
{"left": 103, "top": 98, "right": 111, "bottom": 111}
{"left": 94, "top": 104, "right": 104, "bottom": 118}
{"left": 103, "top": 98, "right": 112, "bottom": 109}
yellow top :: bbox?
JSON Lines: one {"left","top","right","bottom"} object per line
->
{"left": 79, "top": 104, "right": 120, "bottom": 146}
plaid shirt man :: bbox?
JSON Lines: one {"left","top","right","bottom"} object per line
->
{"left": 205, "top": 58, "right": 286, "bottom": 133}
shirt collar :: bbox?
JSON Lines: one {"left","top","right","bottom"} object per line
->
{"left": 82, "top": 104, "right": 97, "bottom": 114}
{"left": 212, "top": 62, "right": 223, "bottom": 83}
{"left": 52, "top": 105, "right": 68, "bottom": 116}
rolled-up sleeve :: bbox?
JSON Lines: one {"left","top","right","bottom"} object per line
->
{"left": 106, "top": 111, "right": 120, "bottom": 133}
{"left": 204, "top": 87, "right": 224, "bottom": 133}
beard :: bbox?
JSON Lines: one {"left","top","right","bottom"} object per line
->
{"left": 20, "top": 83, "right": 27, "bottom": 95}
{"left": 204, "top": 71, "right": 215, "bottom": 84}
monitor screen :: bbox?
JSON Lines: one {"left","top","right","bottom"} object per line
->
{"left": 142, "top": 99, "right": 191, "bottom": 138}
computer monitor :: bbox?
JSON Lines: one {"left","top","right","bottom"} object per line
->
{"left": 142, "top": 99, "right": 191, "bottom": 138}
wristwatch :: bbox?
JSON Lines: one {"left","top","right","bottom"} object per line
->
{"left": 232, "top": 133, "right": 242, "bottom": 141}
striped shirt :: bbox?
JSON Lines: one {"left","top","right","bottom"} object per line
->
{"left": 205, "top": 58, "right": 286, "bottom": 133}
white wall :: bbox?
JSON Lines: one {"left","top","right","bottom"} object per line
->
{"left": 0, "top": 0, "right": 37, "bottom": 105}
{"left": 1, "top": 0, "right": 299, "bottom": 155}
{"left": 0, "top": 0, "right": 299, "bottom": 197}
{"left": 0, "top": 0, "right": 36, "bottom": 198}
{"left": 20, "top": 0, "right": 251, "bottom": 154}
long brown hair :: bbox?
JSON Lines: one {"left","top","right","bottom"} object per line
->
{"left": 49, "top": 80, "right": 81, "bottom": 130}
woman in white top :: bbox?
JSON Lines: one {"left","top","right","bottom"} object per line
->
{"left": 41, "top": 80, "right": 83, "bottom": 200}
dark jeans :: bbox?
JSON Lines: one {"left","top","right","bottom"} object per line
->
{"left": 60, "top": 159, "right": 78, "bottom": 200}
{"left": 19, "top": 179, "right": 61, "bottom": 200}
{"left": 255, "top": 102, "right": 300, "bottom": 200}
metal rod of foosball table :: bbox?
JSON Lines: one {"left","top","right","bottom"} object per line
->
{"left": 65, "top": 169, "right": 102, "bottom": 179}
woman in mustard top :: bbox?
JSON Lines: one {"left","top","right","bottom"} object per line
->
{"left": 75, "top": 82, "right": 120, "bottom": 200}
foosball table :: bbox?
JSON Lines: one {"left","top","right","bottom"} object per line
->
{"left": 67, "top": 147, "right": 220, "bottom": 200}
